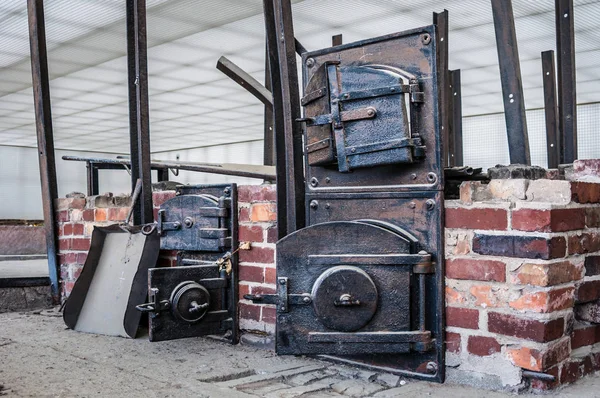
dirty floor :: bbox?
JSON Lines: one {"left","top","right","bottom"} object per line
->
{"left": 1, "top": 309, "right": 600, "bottom": 397}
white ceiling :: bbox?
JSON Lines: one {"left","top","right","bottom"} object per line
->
{"left": 0, "top": 0, "right": 599, "bottom": 154}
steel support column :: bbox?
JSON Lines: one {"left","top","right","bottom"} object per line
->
{"left": 433, "top": 10, "right": 449, "bottom": 167}
{"left": 263, "top": 0, "right": 305, "bottom": 238}
{"left": 27, "top": 0, "right": 60, "bottom": 302}
{"left": 264, "top": 43, "right": 275, "bottom": 166}
{"left": 449, "top": 69, "right": 463, "bottom": 167}
{"left": 126, "top": 0, "right": 153, "bottom": 225}
{"left": 491, "top": 0, "right": 531, "bottom": 165}
{"left": 542, "top": 51, "right": 560, "bottom": 169}
{"left": 555, "top": 0, "right": 577, "bottom": 164}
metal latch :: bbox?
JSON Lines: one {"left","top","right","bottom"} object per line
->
{"left": 135, "top": 288, "right": 170, "bottom": 318}
{"left": 244, "top": 277, "right": 312, "bottom": 313}
{"left": 157, "top": 209, "right": 181, "bottom": 235}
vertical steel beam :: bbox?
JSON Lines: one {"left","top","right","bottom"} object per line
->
{"left": 86, "top": 162, "right": 99, "bottom": 196}
{"left": 449, "top": 69, "right": 463, "bottom": 167}
{"left": 263, "top": 0, "right": 305, "bottom": 237}
{"left": 264, "top": 43, "right": 275, "bottom": 166}
{"left": 433, "top": 10, "right": 449, "bottom": 167}
{"left": 27, "top": 0, "right": 60, "bottom": 302}
{"left": 491, "top": 0, "right": 531, "bottom": 165}
{"left": 332, "top": 34, "right": 343, "bottom": 47}
{"left": 542, "top": 51, "right": 560, "bottom": 169}
{"left": 126, "top": 0, "right": 153, "bottom": 225}
{"left": 157, "top": 168, "right": 169, "bottom": 182}
{"left": 555, "top": 0, "right": 577, "bottom": 164}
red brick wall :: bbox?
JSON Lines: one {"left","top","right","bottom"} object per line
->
{"left": 446, "top": 177, "right": 600, "bottom": 390}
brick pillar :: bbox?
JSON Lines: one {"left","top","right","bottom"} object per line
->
{"left": 237, "top": 184, "right": 277, "bottom": 334}
{"left": 445, "top": 177, "right": 600, "bottom": 390}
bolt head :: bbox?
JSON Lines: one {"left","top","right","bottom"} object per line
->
{"left": 279, "top": 279, "right": 286, "bottom": 285}
{"left": 306, "top": 58, "right": 315, "bottom": 67}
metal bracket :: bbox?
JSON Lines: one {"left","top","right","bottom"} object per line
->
{"left": 135, "top": 288, "right": 170, "bottom": 318}
{"left": 157, "top": 209, "right": 180, "bottom": 235}
{"left": 244, "top": 277, "right": 312, "bottom": 313}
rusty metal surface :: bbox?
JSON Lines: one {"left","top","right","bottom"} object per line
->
{"left": 491, "top": 0, "right": 531, "bottom": 165}
{"left": 542, "top": 50, "right": 560, "bottom": 169}
{"left": 126, "top": 0, "right": 153, "bottom": 225}
{"left": 555, "top": 0, "right": 578, "bottom": 164}
{"left": 27, "top": 0, "right": 60, "bottom": 303}
{"left": 264, "top": 0, "right": 305, "bottom": 237}
{"left": 433, "top": 10, "right": 449, "bottom": 168}
{"left": 139, "top": 184, "right": 239, "bottom": 343}
{"left": 256, "top": 19, "right": 446, "bottom": 381}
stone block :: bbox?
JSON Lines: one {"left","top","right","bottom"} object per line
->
{"left": 488, "top": 179, "right": 528, "bottom": 201}
{"left": 487, "top": 312, "right": 564, "bottom": 342}
{"left": 488, "top": 164, "right": 547, "bottom": 180}
{"left": 446, "top": 258, "right": 506, "bottom": 282}
{"left": 525, "top": 180, "right": 572, "bottom": 204}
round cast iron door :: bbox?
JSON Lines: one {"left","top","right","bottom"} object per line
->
{"left": 170, "top": 281, "right": 211, "bottom": 323}
{"left": 311, "top": 266, "right": 378, "bottom": 332}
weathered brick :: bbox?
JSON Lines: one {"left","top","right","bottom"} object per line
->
{"left": 238, "top": 185, "right": 277, "bottom": 203}
{"left": 58, "top": 238, "right": 70, "bottom": 251}
{"left": 571, "top": 182, "right": 600, "bottom": 204}
{"left": 446, "top": 286, "right": 467, "bottom": 305}
{"left": 509, "top": 287, "right": 574, "bottom": 313}
{"left": 585, "top": 256, "right": 600, "bottom": 276}
{"left": 467, "top": 335, "right": 501, "bottom": 357}
{"left": 239, "top": 225, "right": 264, "bottom": 243}
{"left": 76, "top": 252, "right": 87, "bottom": 264}
{"left": 568, "top": 232, "right": 600, "bottom": 255}
{"left": 446, "top": 258, "right": 505, "bottom": 282}
{"left": 261, "top": 306, "right": 277, "bottom": 324}
{"left": 63, "top": 223, "right": 73, "bottom": 236}
{"left": 108, "top": 207, "right": 128, "bottom": 221}
{"left": 56, "top": 211, "right": 69, "bottom": 223}
{"left": 446, "top": 307, "right": 479, "bottom": 329}
{"left": 266, "top": 227, "right": 278, "bottom": 243}
{"left": 472, "top": 234, "right": 566, "bottom": 259}
{"left": 574, "top": 300, "right": 600, "bottom": 324}
{"left": 576, "top": 280, "right": 600, "bottom": 303}
{"left": 512, "top": 208, "right": 585, "bottom": 232}
{"left": 586, "top": 208, "right": 600, "bottom": 228}
{"left": 469, "top": 285, "right": 501, "bottom": 308}
{"left": 514, "top": 260, "right": 583, "bottom": 286}
{"left": 238, "top": 302, "right": 261, "bottom": 322}
{"left": 560, "top": 358, "right": 594, "bottom": 384}
{"left": 488, "top": 179, "right": 528, "bottom": 201}
{"left": 239, "top": 207, "right": 250, "bottom": 222}
{"left": 526, "top": 179, "right": 572, "bottom": 204}
{"left": 487, "top": 312, "right": 564, "bottom": 342}
{"left": 571, "top": 159, "right": 600, "bottom": 182}
{"left": 238, "top": 265, "right": 264, "bottom": 283}
{"left": 239, "top": 246, "right": 275, "bottom": 264}
{"left": 506, "top": 338, "right": 570, "bottom": 371}
{"left": 445, "top": 207, "right": 508, "bottom": 230}
{"left": 571, "top": 324, "right": 600, "bottom": 349}
{"left": 264, "top": 267, "right": 276, "bottom": 285}
{"left": 152, "top": 191, "right": 176, "bottom": 206}
{"left": 72, "top": 223, "right": 84, "bottom": 236}
{"left": 250, "top": 203, "right": 277, "bottom": 222}
{"left": 71, "top": 238, "right": 91, "bottom": 251}
{"left": 82, "top": 209, "right": 94, "bottom": 222}
{"left": 446, "top": 332, "right": 461, "bottom": 353}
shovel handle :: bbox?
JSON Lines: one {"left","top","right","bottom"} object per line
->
{"left": 126, "top": 178, "right": 143, "bottom": 225}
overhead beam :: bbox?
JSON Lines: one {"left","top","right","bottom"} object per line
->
{"left": 27, "top": 0, "right": 60, "bottom": 302}
{"left": 216, "top": 56, "right": 273, "bottom": 107}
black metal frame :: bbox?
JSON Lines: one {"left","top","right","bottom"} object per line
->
{"left": 491, "top": 0, "right": 531, "bottom": 165}
{"left": 27, "top": 0, "right": 60, "bottom": 302}
{"left": 126, "top": 0, "right": 153, "bottom": 225}
{"left": 449, "top": 69, "right": 463, "bottom": 167}
{"left": 542, "top": 50, "right": 560, "bottom": 169}
{"left": 555, "top": 0, "right": 578, "bottom": 164}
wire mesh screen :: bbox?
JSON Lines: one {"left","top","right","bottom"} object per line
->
{"left": 463, "top": 102, "right": 600, "bottom": 170}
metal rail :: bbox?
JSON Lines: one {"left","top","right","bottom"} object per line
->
{"left": 62, "top": 156, "right": 277, "bottom": 181}
{"left": 27, "top": 0, "right": 60, "bottom": 302}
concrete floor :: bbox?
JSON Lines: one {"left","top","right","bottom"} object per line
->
{"left": 1, "top": 309, "right": 600, "bottom": 397}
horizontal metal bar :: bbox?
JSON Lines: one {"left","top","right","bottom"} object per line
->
{"left": 216, "top": 56, "right": 273, "bottom": 107}
{"left": 308, "top": 331, "right": 431, "bottom": 343}
{"left": 62, "top": 155, "right": 276, "bottom": 180}
{"left": 522, "top": 370, "right": 556, "bottom": 382}
{"left": 308, "top": 253, "right": 430, "bottom": 266}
